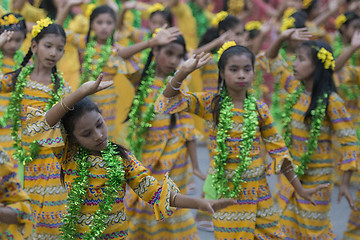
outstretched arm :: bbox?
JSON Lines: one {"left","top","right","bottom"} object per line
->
{"left": 45, "top": 74, "right": 113, "bottom": 127}
{"left": 335, "top": 31, "right": 360, "bottom": 72}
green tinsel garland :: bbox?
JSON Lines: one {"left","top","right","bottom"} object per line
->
{"left": 0, "top": 50, "right": 23, "bottom": 70}
{"left": 213, "top": 88, "right": 258, "bottom": 198}
{"left": 60, "top": 141, "right": 125, "bottom": 240}
{"left": 79, "top": 37, "right": 112, "bottom": 87}
{"left": 187, "top": 1, "right": 209, "bottom": 40}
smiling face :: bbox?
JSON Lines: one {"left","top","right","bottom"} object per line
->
{"left": 293, "top": 46, "right": 315, "bottom": 81}
{"left": 154, "top": 42, "right": 185, "bottom": 76}
{"left": 31, "top": 33, "right": 65, "bottom": 69}
{"left": 220, "top": 54, "right": 254, "bottom": 92}
{"left": 91, "top": 12, "right": 116, "bottom": 42}
{"left": 2, "top": 31, "right": 26, "bottom": 57}
{"left": 72, "top": 110, "right": 108, "bottom": 153}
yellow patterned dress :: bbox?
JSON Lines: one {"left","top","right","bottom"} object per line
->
{"left": 24, "top": 107, "right": 180, "bottom": 239}
{"left": 125, "top": 72, "right": 199, "bottom": 239}
{"left": 0, "top": 148, "right": 35, "bottom": 240}
{"left": 258, "top": 53, "right": 359, "bottom": 239}
{"left": 0, "top": 57, "right": 20, "bottom": 166}
{"left": 66, "top": 32, "right": 139, "bottom": 138}
{"left": 155, "top": 90, "right": 293, "bottom": 239}
{"left": 0, "top": 73, "right": 71, "bottom": 239}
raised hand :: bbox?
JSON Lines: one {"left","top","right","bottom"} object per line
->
{"left": 180, "top": 52, "right": 211, "bottom": 74}
{"left": 80, "top": 74, "right": 113, "bottom": 96}
{"left": 152, "top": 26, "right": 182, "bottom": 46}
{"left": 351, "top": 30, "right": 360, "bottom": 49}
{"left": 199, "top": 198, "right": 237, "bottom": 214}
{"left": 281, "top": 28, "right": 312, "bottom": 41}
{"left": 338, "top": 184, "right": 356, "bottom": 210}
{"left": 297, "top": 184, "right": 329, "bottom": 205}
{"left": 0, "top": 30, "right": 13, "bottom": 49}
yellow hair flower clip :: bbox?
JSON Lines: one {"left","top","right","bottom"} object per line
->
{"left": 303, "top": 0, "right": 312, "bottom": 9}
{"left": 280, "top": 17, "right": 295, "bottom": 32}
{"left": 147, "top": 3, "right": 165, "bottom": 15}
{"left": 245, "top": 21, "right": 261, "bottom": 31}
{"left": 317, "top": 48, "right": 335, "bottom": 70}
{"left": 335, "top": 14, "right": 347, "bottom": 29}
{"left": 31, "top": 17, "right": 53, "bottom": 38}
{"left": 211, "top": 11, "right": 228, "bottom": 27}
{"left": 152, "top": 28, "right": 161, "bottom": 38}
{"left": 217, "top": 41, "right": 236, "bottom": 61}
{"left": 283, "top": 8, "right": 296, "bottom": 19}
{"left": 0, "top": 14, "right": 21, "bottom": 26}
{"left": 85, "top": 4, "right": 96, "bottom": 18}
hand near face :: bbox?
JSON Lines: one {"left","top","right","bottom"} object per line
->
{"left": 351, "top": 30, "right": 360, "bottom": 49}
{"left": 152, "top": 26, "right": 182, "bottom": 46}
{"left": 281, "top": 28, "right": 312, "bottom": 41}
{"left": 80, "top": 74, "right": 113, "bottom": 96}
{"left": 180, "top": 52, "right": 212, "bottom": 74}
{"left": 0, "top": 30, "right": 13, "bottom": 49}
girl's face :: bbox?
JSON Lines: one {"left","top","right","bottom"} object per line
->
{"left": 72, "top": 110, "right": 109, "bottom": 153}
{"left": 343, "top": 19, "right": 360, "bottom": 40}
{"left": 221, "top": 24, "right": 247, "bottom": 46}
{"left": 154, "top": 42, "right": 185, "bottom": 76}
{"left": 2, "top": 31, "right": 25, "bottom": 57}
{"left": 31, "top": 33, "right": 65, "bottom": 69}
{"left": 293, "top": 47, "right": 315, "bottom": 81}
{"left": 91, "top": 13, "right": 116, "bottom": 41}
{"left": 149, "top": 13, "right": 168, "bottom": 33}
{"left": 220, "top": 54, "right": 254, "bottom": 92}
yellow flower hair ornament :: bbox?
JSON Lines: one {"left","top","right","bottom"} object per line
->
{"left": 303, "top": 0, "right": 312, "bottom": 9}
{"left": 152, "top": 28, "right": 162, "bottom": 38}
{"left": 211, "top": 11, "right": 228, "bottom": 27}
{"left": 147, "top": 3, "right": 165, "bottom": 15}
{"left": 218, "top": 41, "right": 236, "bottom": 61}
{"left": 85, "top": 4, "right": 96, "bottom": 18}
{"left": 31, "top": 17, "right": 53, "bottom": 38}
{"left": 0, "top": 14, "right": 19, "bottom": 26}
{"left": 335, "top": 14, "right": 347, "bottom": 29}
{"left": 245, "top": 21, "right": 261, "bottom": 32}
{"left": 280, "top": 17, "right": 295, "bottom": 32}
{"left": 283, "top": 8, "right": 296, "bottom": 19}
{"left": 317, "top": 47, "right": 335, "bottom": 70}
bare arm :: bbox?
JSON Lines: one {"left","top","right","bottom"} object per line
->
{"left": 338, "top": 170, "right": 355, "bottom": 210}
{"left": 55, "top": 0, "right": 86, "bottom": 26}
{"left": 313, "top": 0, "right": 338, "bottom": 26}
{"left": 251, "top": 21, "right": 273, "bottom": 55}
{"left": 335, "top": 31, "right": 360, "bottom": 72}
{"left": 0, "top": 204, "right": 19, "bottom": 224}
{"left": 12, "top": 0, "right": 26, "bottom": 11}
{"left": 186, "top": 140, "right": 206, "bottom": 180}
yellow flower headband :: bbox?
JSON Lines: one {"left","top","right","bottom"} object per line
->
{"left": 211, "top": 11, "right": 228, "bottom": 27}
{"left": 85, "top": 4, "right": 96, "bottom": 18}
{"left": 32, "top": 17, "right": 53, "bottom": 38}
{"left": 317, "top": 47, "right": 335, "bottom": 70}
{"left": 245, "top": 21, "right": 261, "bottom": 31}
{"left": 303, "top": 0, "right": 312, "bottom": 9}
{"left": 152, "top": 28, "right": 161, "bottom": 38}
{"left": 0, "top": 14, "right": 19, "bottom": 26}
{"left": 280, "top": 17, "right": 295, "bottom": 32}
{"left": 218, "top": 41, "right": 236, "bottom": 61}
{"left": 147, "top": 3, "right": 165, "bottom": 15}
{"left": 283, "top": 8, "right": 296, "bottom": 19}
{"left": 335, "top": 14, "right": 347, "bottom": 29}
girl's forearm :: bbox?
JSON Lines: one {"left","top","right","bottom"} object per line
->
{"left": 342, "top": 170, "right": 353, "bottom": 187}
{"left": 281, "top": 158, "right": 304, "bottom": 192}
{"left": 0, "top": 207, "right": 19, "bottom": 224}
{"left": 118, "top": 40, "right": 153, "bottom": 59}
{"left": 170, "top": 192, "right": 201, "bottom": 209}
{"left": 335, "top": 45, "right": 358, "bottom": 72}
{"left": 266, "top": 35, "right": 285, "bottom": 59}
{"left": 162, "top": 70, "right": 189, "bottom": 98}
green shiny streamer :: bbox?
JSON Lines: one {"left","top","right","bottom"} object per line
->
{"left": 187, "top": 1, "right": 209, "bottom": 40}
{"left": 60, "top": 142, "right": 125, "bottom": 240}
{"left": 0, "top": 50, "right": 24, "bottom": 70}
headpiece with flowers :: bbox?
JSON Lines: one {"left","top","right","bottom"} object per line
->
{"left": 152, "top": 28, "right": 161, "bottom": 38}
{"left": 85, "top": 3, "right": 96, "bottom": 18}
{"left": 217, "top": 41, "right": 236, "bottom": 61}
{"left": 284, "top": 8, "right": 296, "bottom": 19}
{"left": 245, "top": 21, "right": 261, "bottom": 32}
{"left": 280, "top": 17, "right": 295, "bottom": 32}
{"left": 317, "top": 47, "right": 335, "bottom": 70}
{"left": 211, "top": 11, "right": 228, "bottom": 27}
{"left": 335, "top": 14, "right": 347, "bottom": 29}
{"left": 147, "top": 3, "right": 165, "bottom": 15}
{"left": 31, "top": 17, "right": 52, "bottom": 38}
{"left": 303, "top": 0, "right": 313, "bottom": 9}
{"left": 0, "top": 14, "right": 23, "bottom": 31}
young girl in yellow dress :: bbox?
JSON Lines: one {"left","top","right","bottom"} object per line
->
{"left": 0, "top": 147, "right": 34, "bottom": 240}
{"left": 0, "top": 18, "right": 71, "bottom": 239}
{"left": 25, "top": 74, "right": 236, "bottom": 240}
{"left": 260, "top": 28, "right": 359, "bottom": 239}
{"left": 124, "top": 34, "right": 204, "bottom": 239}
{"left": 0, "top": 13, "right": 26, "bottom": 165}
{"left": 57, "top": 4, "right": 180, "bottom": 139}
{"left": 155, "top": 43, "right": 327, "bottom": 239}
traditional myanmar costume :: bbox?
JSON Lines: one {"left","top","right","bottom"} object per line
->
{"left": 258, "top": 53, "right": 359, "bottom": 239}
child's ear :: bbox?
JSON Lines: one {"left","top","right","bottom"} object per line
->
{"left": 219, "top": 69, "right": 224, "bottom": 80}
{"left": 30, "top": 40, "right": 37, "bottom": 54}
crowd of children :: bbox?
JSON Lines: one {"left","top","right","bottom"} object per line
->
{"left": 0, "top": 0, "right": 359, "bottom": 239}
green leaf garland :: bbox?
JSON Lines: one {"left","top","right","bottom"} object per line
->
{"left": 213, "top": 88, "right": 258, "bottom": 198}
{"left": 0, "top": 64, "right": 63, "bottom": 164}
{"left": 79, "top": 37, "right": 112, "bottom": 87}
{"left": 60, "top": 141, "right": 126, "bottom": 240}
{"left": 0, "top": 50, "right": 24, "bottom": 71}
{"left": 187, "top": 1, "right": 209, "bottom": 40}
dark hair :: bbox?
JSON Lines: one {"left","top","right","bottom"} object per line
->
{"left": 291, "top": 11, "right": 307, "bottom": 29}
{"left": 86, "top": 5, "right": 116, "bottom": 44}
{"left": 130, "top": 35, "right": 187, "bottom": 130}
{"left": 297, "top": 40, "right": 337, "bottom": 121}
{"left": 198, "top": 15, "right": 240, "bottom": 48}
{"left": 211, "top": 45, "right": 256, "bottom": 125}
{"left": 7, "top": 23, "right": 66, "bottom": 92}
{"left": 339, "top": 11, "right": 360, "bottom": 34}
{"left": 39, "top": 0, "right": 57, "bottom": 20}
{"left": 150, "top": 9, "right": 173, "bottom": 27}
{"left": 60, "top": 97, "right": 129, "bottom": 186}
{"left": 0, "top": 13, "right": 27, "bottom": 37}
{"left": 302, "top": 0, "right": 318, "bottom": 14}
